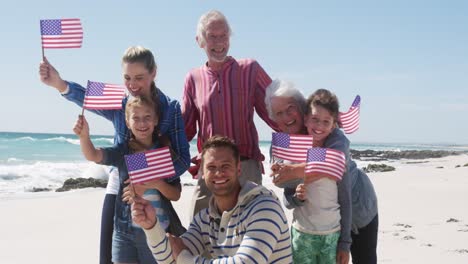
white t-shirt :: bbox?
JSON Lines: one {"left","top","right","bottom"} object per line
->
{"left": 105, "top": 167, "right": 119, "bottom": 195}
{"left": 292, "top": 177, "right": 341, "bottom": 235}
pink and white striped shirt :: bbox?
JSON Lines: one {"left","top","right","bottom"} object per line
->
{"left": 182, "top": 57, "right": 278, "bottom": 162}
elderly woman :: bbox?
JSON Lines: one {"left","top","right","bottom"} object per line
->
{"left": 265, "top": 79, "right": 379, "bottom": 264}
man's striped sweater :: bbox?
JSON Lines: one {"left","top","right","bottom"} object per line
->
{"left": 144, "top": 182, "right": 292, "bottom": 263}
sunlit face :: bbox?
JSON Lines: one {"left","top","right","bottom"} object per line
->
{"left": 198, "top": 20, "right": 230, "bottom": 66}
{"left": 270, "top": 96, "right": 304, "bottom": 134}
{"left": 202, "top": 147, "right": 241, "bottom": 198}
{"left": 305, "top": 105, "right": 336, "bottom": 147}
{"left": 123, "top": 62, "right": 156, "bottom": 98}
{"left": 126, "top": 105, "right": 158, "bottom": 142}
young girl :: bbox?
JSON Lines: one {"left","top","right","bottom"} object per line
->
{"left": 288, "top": 89, "right": 348, "bottom": 264}
{"left": 73, "top": 96, "right": 182, "bottom": 264}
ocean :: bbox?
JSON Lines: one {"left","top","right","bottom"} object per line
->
{"left": 1, "top": 131, "right": 467, "bottom": 195}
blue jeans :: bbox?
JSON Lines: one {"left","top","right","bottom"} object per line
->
{"left": 351, "top": 214, "right": 378, "bottom": 264}
{"left": 112, "top": 228, "right": 157, "bottom": 263}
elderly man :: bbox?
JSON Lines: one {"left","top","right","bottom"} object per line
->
{"left": 182, "top": 10, "right": 278, "bottom": 217}
{"left": 131, "top": 136, "right": 292, "bottom": 263}
{"left": 265, "top": 79, "right": 378, "bottom": 264}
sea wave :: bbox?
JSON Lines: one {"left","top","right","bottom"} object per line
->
{"left": 0, "top": 135, "right": 113, "bottom": 146}
{"left": 44, "top": 136, "right": 80, "bottom": 145}
{"left": 0, "top": 161, "right": 106, "bottom": 194}
{"left": 3, "top": 136, "right": 37, "bottom": 142}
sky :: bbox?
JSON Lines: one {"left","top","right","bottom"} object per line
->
{"left": 1, "top": 0, "right": 467, "bottom": 144}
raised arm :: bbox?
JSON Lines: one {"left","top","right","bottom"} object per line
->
{"left": 39, "top": 57, "right": 68, "bottom": 93}
{"left": 73, "top": 115, "right": 103, "bottom": 163}
{"left": 40, "top": 58, "right": 127, "bottom": 140}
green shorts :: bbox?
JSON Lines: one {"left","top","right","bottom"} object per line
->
{"left": 291, "top": 226, "right": 340, "bottom": 264}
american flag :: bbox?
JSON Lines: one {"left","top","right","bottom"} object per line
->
{"left": 271, "top": 132, "right": 314, "bottom": 162}
{"left": 339, "top": 95, "right": 361, "bottom": 134}
{"left": 83, "top": 81, "right": 126, "bottom": 110}
{"left": 124, "top": 147, "right": 176, "bottom": 184}
{"left": 305, "top": 148, "right": 346, "bottom": 180}
{"left": 40, "top": 18, "right": 83, "bottom": 49}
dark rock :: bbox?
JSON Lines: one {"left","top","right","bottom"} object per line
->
{"left": 362, "top": 164, "right": 395, "bottom": 173}
{"left": 31, "top": 187, "right": 52, "bottom": 192}
{"left": 464, "top": 163, "right": 468, "bottom": 167}
{"left": 455, "top": 165, "right": 461, "bottom": 168}
{"left": 447, "top": 218, "right": 460, "bottom": 223}
{"left": 422, "top": 243, "right": 433, "bottom": 247}
{"left": 403, "top": 235, "right": 415, "bottom": 240}
{"left": 56, "top": 177, "right": 107, "bottom": 192}
{"left": 350, "top": 149, "right": 463, "bottom": 161}
{"left": 454, "top": 249, "right": 468, "bottom": 254}
{"left": 436, "top": 166, "right": 444, "bottom": 169}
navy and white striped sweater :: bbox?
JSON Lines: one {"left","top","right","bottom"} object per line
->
{"left": 144, "top": 182, "right": 292, "bottom": 263}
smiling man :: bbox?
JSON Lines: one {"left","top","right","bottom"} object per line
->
{"left": 182, "top": 10, "right": 279, "bottom": 218}
{"left": 131, "top": 136, "right": 292, "bottom": 263}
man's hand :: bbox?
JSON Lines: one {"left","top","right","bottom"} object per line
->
{"left": 73, "top": 115, "right": 89, "bottom": 138}
{"left": 38, "top": 57, "right": 67, "bottom": 92}
{"left": 131, "top": 197, "right": 157, "bottom": 230}
{"left": 167, "top": 233, "right": 188, "bottom": 260}
{"left": 336, "top": 249, "right": 350, "bottom": 264}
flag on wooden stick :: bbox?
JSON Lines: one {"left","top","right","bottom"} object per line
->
{"left": 339, "top": 95, "right": 361, "bottom": 134}
{"left": 83, "top": 81, "right": 126, "bottom": 110}
{"left": 271, "top": 132, "right": 313, "bottom": 162}
{"left": 124, "top": 147, "right": 176, "bottom": 184}
{"left": 305, "top": 148, "right": 346, "bottom": 180}
{"left": 40, "top": 18, "right": 83, "bottom": 49}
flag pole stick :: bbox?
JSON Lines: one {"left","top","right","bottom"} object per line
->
{"left": 131, "top": 183, "right": 139, "bottom": 200}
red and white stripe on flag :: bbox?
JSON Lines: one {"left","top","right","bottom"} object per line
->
{"left": 271, "top": 132, "right": 314, "bottom": 162}
{"left": 83, "top": 81, "right": 126, "bottom": 110}
{"left": 124, "top": 147, "right": 175, "bottom": 184}
{"left": 40, "top": 18, "right": 83, "bottom": 49}
{"left": 305, "top": 148, "right": 346, "bottom": 180}
{"left": 339, "top": 95, "right": 361, "bottom": 134}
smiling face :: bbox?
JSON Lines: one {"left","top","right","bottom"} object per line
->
{"left": 202, "top": 147, "right": 241, "bottom": 198}
{"left": 198, "top": 19, "right": 230, "bottom": 68}
{"left": 126, "top": 104, "right": 158, "bottom": 143}
{"left": 270, "top": 96, "right": 305, "bottom": 134}
{"left": 305, "top": 105, "right": 336, "bottom": 147}
{"left": 123, "top": 62, "right": 156, "bottom": 98}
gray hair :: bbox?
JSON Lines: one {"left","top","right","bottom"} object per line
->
{"left": 265, "top": 79, "right": 307, "bottom": 120}
{"left": 196, "top": 10, "right": 232, "bottom": 45}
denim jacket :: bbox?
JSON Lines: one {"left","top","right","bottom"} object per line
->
{"left": 62, "top": 81, "right": 190, "bottom": 177}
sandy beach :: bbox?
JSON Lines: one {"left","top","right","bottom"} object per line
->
{"left": 1, "top": 154, "right": 467, "bottom": 263}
